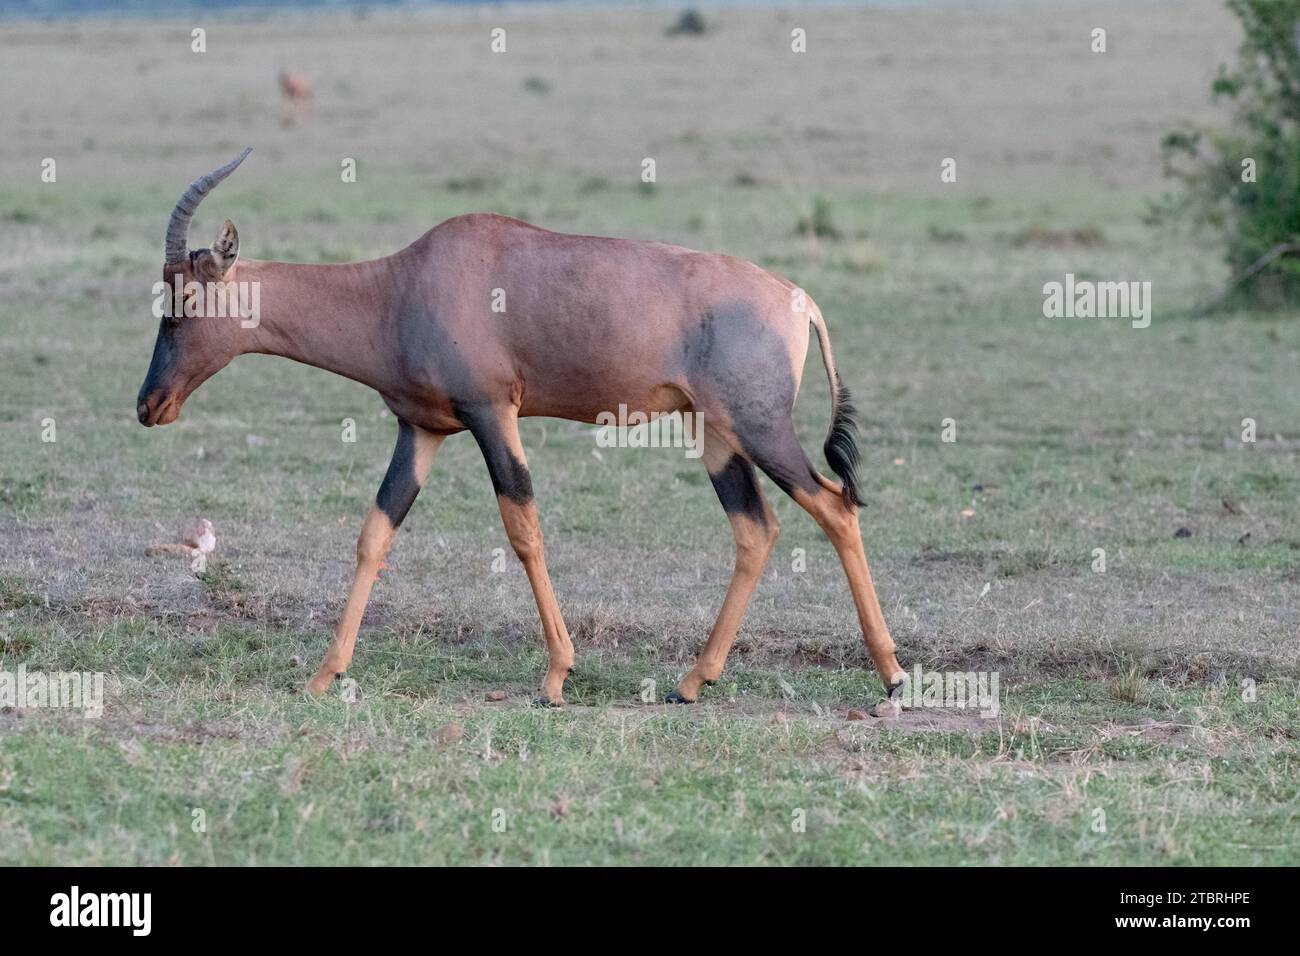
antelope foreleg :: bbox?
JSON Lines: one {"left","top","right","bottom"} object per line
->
{"left": 498, "top": 497, "right": 574, "bottom": 706}
{"left": 460, "top": 402, "right": 575, "bottom": 707}
{"left": 306, "top": 422, "right": 443, "bottom": 697}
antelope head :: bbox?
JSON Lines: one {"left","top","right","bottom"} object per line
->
{"left": 137, "top": 148, "right": 253, "bottom": 427}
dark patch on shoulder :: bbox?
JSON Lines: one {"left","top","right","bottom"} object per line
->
{"left": 709, "top": 454, "right": 766, "bottom": 523}
{"left": 453, "top": 401, "right": 534, "bottom": 504}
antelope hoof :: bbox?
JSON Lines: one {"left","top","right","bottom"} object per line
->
{"left": 305, "top": 671, "right": 338, "bottom": 698}
{"left": 665, "top": 690, "right": 695, "bottom": 705}
{"left": 533, "top": 696, "right": 564, "bottom": 709}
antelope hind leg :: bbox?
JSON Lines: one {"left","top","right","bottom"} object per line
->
{"left": 668, "top": 430, "right": 779, "bottom": 704}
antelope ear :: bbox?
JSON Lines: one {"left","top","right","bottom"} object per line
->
{"left": 197, "top": 219, "right": 240, "bottom": 280}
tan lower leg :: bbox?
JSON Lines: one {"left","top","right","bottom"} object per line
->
{"left": 499, "top": 498, "right": 574, "bottom": 704}
{"left": 795, "top": 487, "right": 905, "bottom": 689}
{"left": 307, "top": 505, "right": 394, "bottom": 696}
{"left": 677, "top": 512, "right": 778, "bottom": 700}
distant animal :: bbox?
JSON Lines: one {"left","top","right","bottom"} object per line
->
{"left": 145, "top": 518, "right": 216, "bottom": 559}
{"left": 277, "top": 71, "right": 312, "bottom": 123}
{"left": 137, "top": 150, "right": 908, "bottom": 711}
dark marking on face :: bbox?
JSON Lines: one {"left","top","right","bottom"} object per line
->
{"left": 376, "top": 420, "right": 422, "bottom": 525}
{"left": 454, "top": 402, "right": 534, "bottom": 504}
{"left": 137, "top": 316, "right": 181, "bottom": 421}
{"left": 709, "top": 454, "right": 767, "bottom": 523}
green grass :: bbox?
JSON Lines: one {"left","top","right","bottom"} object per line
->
{"left": 3, "top": 618, "right": 1298, "bottom": 865}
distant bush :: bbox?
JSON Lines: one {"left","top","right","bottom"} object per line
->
{"left": 1153, "top": 0, "right": 1300, "bottom": 307}
{"left": 795, "top": 196, "right": 842, "bottom": 240}
{"left": 1009, "top": 225, "right": 1105, "bottom": 248}
{"left": 666, "top": 10, "right": 708, "bottom": 36}
{"left": 927, "top": 224, "right": 968, "bottom": 244}
{"left": 445, "top": 175, "right": 489, "bottom": 193}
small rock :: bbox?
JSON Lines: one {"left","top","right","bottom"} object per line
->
{"left": 846, "top": 709, "right": 869, "bottom": 721}
{"left": 484, "top": 689, "right": 507, "bottom": 702}
{"left": 288, "top": 655, "right": 302, "bottom": 668}
{"left": 1173, "top": 526, "right": 1193, "bottom": 538}
{"left": 870, "top": 698, "right": 902, "bottom": 719}
{"left": 770, "top": 711, "right": 787, "bottom": 725}
{"left": 433, "top": 723, "right": 464, "bottom": 744}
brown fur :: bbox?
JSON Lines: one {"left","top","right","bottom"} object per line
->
{"left": 139, "top": 154, "right": 905, "bottom": 706}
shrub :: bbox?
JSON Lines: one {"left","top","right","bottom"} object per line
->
{"left": 666, "top": 10, "right": 708, "bottom": 36}
{"left": 1153, "top": 0, "right": 1300, "bottom": 306}
{"left": 795, "top": 196, "right": 842, "bottom": 240}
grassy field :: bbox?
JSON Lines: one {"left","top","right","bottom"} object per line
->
{"left": 1, "top": 1, "right": 1298, "bottom": 865}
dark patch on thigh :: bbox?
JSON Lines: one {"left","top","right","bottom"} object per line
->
{"left": 747, "top": 425, "right": 820, "bottom": 500}
{"left": 687, "top": 302, "right": 819, "bottom": 498}
{"left": 376, "top": 420, "right": 422, "bottom": 525}
{"left": 709, "top": 454, "right": 767, "bottom": 523}
{"left": 454, "top": 401, "right": 534, "bottom": 504}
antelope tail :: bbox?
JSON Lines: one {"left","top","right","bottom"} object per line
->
{"left": 809, "top": 305, "right": 861, "bottom": 508}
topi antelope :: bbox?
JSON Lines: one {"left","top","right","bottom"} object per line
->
{"left": 277, "top": 70, "right": 313, "bottom": 125}
{"left": 137, "top": 150, "right": 908, "bottom": 709}
{"left": 278, "top": 70, "right": 313, "bottom": 100}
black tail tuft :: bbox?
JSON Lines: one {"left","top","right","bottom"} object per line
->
{"left": 824, "top": 376, "right": 861, "bottom": 508}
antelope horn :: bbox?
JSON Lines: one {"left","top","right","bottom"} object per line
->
{"left": 163, "top": 147, "right": 252, "bottom": 264}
